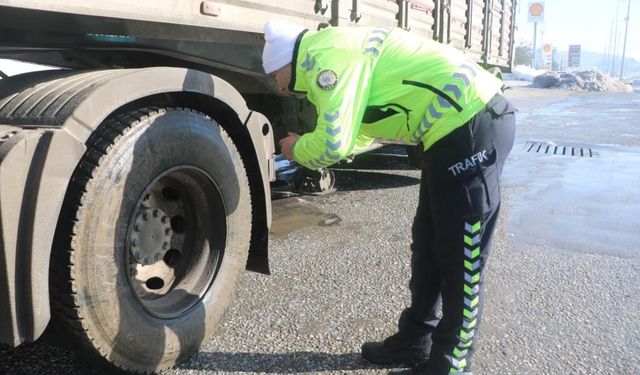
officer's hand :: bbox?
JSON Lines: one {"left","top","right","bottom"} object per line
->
{"left": 279, "top": 132, "right": 300, "bottom": 161}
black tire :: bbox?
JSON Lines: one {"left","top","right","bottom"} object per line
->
{"left": 406, "top": 144, "right": 423, "bottom": 170}
{"left": 51, "top": 107, "right": 251, "bottom": 373}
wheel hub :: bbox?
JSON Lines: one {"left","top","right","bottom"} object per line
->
{"left": 125, "top": 166, "right": 225, "bottom": 318}
{"left": 130, "top": 207, "right": 173, "bottom": 265}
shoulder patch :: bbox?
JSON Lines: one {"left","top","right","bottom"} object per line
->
{"left": 317, "top": 70, "right": 338, "bottom": 90}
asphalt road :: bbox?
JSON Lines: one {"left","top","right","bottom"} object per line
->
{"left": 2, "top": 86, "right": 639, "bottom": 374}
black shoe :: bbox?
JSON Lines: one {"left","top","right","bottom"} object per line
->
{"left": 387, "top": 368, "right": 472, "bottom": 375}
{"left": 399, "top": 362, "right": 473, "bottom": 375}
{"left": 362, "top": 333, "right": 430, "bottom": 366}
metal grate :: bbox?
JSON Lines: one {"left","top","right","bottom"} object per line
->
{"left": 525, "top": 142, "right": 598, "bottom": 158}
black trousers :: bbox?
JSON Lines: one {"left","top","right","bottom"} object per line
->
{"left": 398, "top": 94, "right": 516, "bottom": 374}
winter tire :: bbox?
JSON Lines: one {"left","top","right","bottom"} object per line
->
{"left": 51, "top": 107, "right": 251, "bottom": 373}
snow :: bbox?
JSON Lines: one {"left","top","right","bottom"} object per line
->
{"left": 531, "top": 69, "right": 633, "bottom": 92}
{"left": 507, "top": 65, "right": 548, "bottom": 82}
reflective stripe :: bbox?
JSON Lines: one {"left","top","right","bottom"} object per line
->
{"left": 464, "top": 234, "right": 480, "bottom": 246}
{"left": 463, "top": 296, "right": 479, "bottom": 308}
{"left": 428, "top": 104, "right": 444, "bottom": 119}
{"left": 411, "top": 117, "right": 433, "bottom": 141}
{"left": 326, "top": 140, "right": 342, "bottom": 150}
{"left": 464, "top": 284, "right": 480, "bottom": 295}
{"left": 453, "top": 72, "right": 470, "bottom": 86}
{"left": 364, "top": 47, "right": 380, "bottom": 57}
{"left": 463, "top": 318, "right": 477, "bottom": 330}
{"left": 364, "top": 29, "right": 388, "bottom": 58}
{"left": 453, "top": 348, "right": 468, "bottom": 358}
{"left": 301, "top": 52, "right": 317, "bottom": 71}
{"left": 449, "top": 220, "right": 483, "bottom": 374}
{"left": 458, "top": 339, "right": 473, "bottom": 349}
{"left": 326, "top": 126, "right": 341, "bottom": 136}
{"left": 464, "top": 260, "right": 480, "bottom": 271}
{"left": 463, "top": 307, "right": 478, "bottom": 319}
{"left": 324, "top": 110, "right": 340, "bottom": 122}
{"left": 459, "top": 329, "right": 474, "bottom": 340}
{"left": 464, "top": 247, "right": 480, "bottom": 258}
{"left": 465, "top": 221, "right": 481, "bottom": 233}
{"left": 403, "top": 80, "right": 463, "bottom": 112}
{"left": 464, "top": 272, "right": 480, "bottom": 284}
{"left": 460, "top": 62, "right": 480, "bottom": 76}
{"left": 301, "top": 52, "right": 311, "bottom": 67}
{"left": 324, "top": 150, "right": 341, "bottom": 160}
{"left": 450, "top": 357, "right": 467, "bottom": 369}
{"left": 305, "top": 110, "right": 343, "bottom": 168}
{"left": 443, "top": 84, "right": 462, "bottom": 100}
{"left": 437, "top": 96, "right": 453, "bottom": 109}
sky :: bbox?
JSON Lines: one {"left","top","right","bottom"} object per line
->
{"left": 515, "top": 0, "right": 640, "bottom": 59}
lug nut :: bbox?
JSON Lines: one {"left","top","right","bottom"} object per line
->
{"left": 155, "top": 253, "right": 162, "bottom": 261}
{"left": 134, "top": 223, "right": 141, "bottom": 231}
{"left": 142, "top": 212, "right": 149, "bottom": 221}
{"left": 165, "top": 228, "right": 172, "bottom": 236}
{"left": 130, "top": 268, "right": 138, "bottom": 277}
{"left": 161, "top": 216, "right": 169, "bottom": 224}
{"left": 153, "top": 209, "right": 159, "bottom": 217}
{"left": 131, "top": 238, "right": 139, "bottom": 247}
{"left": 162, "top": 242, "right": 169, "bottom": 250}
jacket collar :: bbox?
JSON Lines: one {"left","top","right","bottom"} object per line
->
{"left": 288, "top": 29, "right": 308, "bottom": 93}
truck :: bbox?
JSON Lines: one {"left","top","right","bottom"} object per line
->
{"left": 0, "top": 1, "right": 517, "bottom": 373}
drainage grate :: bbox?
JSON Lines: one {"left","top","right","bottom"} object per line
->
{"left": 525, "top": 142, "right": 598, "bottom": 157}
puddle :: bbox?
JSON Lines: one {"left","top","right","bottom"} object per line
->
{"left": 270, "top": 197, "right": 341, "bottom": 239}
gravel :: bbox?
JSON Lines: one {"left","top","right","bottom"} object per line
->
{"left": 2, "top": 89, "right": 639, "bottom": 375}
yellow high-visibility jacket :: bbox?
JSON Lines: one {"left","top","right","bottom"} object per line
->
{"left": 289, "top": 26, "right": 503, "bottom": 170}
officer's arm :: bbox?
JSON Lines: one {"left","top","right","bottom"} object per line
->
{"left": 292, "top": 49, "right": 374, "bottom": 169}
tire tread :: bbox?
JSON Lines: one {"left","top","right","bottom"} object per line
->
{"left": 51, "top": 106, "right": 247, "bottom": 374}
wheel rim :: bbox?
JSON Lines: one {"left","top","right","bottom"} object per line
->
{"left": 125, "top": 165, "right": 226, "bottom": 319}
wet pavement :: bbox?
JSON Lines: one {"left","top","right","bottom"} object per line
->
{"left": 505, "top": 88, "right": 640, "bottom": 259}
{"left": 2, "top": 87, "right": 639, "bottom": 375}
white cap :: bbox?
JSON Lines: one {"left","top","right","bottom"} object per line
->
{"left": 262, "top": 20, "right": 305, "bottom": 74}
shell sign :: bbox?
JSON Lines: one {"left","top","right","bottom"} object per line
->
{"left": 528, "top": 1, "right": 545, "bottom": 22}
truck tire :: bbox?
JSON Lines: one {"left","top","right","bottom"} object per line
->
{"left": 51, "top": 107, "right": 251, "bottom": 373}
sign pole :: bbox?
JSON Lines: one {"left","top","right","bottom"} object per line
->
{"left": 528, "top": 1, "right": 545, "bottom": 69}
{"left": 620, "top": 0, "right": 631, "bottom": 80}
{"left": 532, "top": 22, "right": 538, "bottom": 69}
{"left": 612, "top": 0, "right": 621, "bottom": 76}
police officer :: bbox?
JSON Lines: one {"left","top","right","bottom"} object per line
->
{"left": 262, "top": 20, "right": 516, "bottom": 375}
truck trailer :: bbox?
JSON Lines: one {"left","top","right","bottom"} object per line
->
{"left": 0, "top": 1, "right": 516, "bottom": 372}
